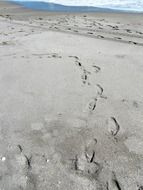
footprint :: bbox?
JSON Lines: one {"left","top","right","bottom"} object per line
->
{"left": 85, "top": 138, "right": 97, "bottom": 163}
{"left": 17, "top": 145, "right": 32, "bottom": 170}
{"left": 1, "top": 41, "right": 9, "bottom": 45}
{"left": 76, "top": 61, "right": 82, "bottom": 67}
{"left": 112, "top": 26, "right": 119, "bottom": 30}
{"left": 69, "top": 55, "right": 79, "bottom": 60}
{"left": 38, "top": 17, "right": 43, "bottom": 20}
{"left": 69, "top": 56, "right": 81, "bottom": 67}
{"left": 72, "top": 151, "right": 101, "bottom": 178}
{"left": 73, "top": 30, "right": 78, "bottom": 33}
{"left": 126, "top": 29, "right": 132, "bottom": 33}
{"left": 129, "top": 41, "right": 137, "bottom": 45}
{"left": 52, "top": 53, "right": 62, "bottom": 58}
{"left": 107, "top": 25, "right": 113, "bottom": 28}
{"left": 138, "top": 186, "right": 143, "bottom": 190}
{"left": 78, "top": 155, "right": 100, "bottom": 177}
{"left": 136, "top": 31, "right": 143, "bottom": 35}
{"left": 81, "top": 71, "right": 88, "bottom": 84}
{"left": 88, "top": 98, "right": 97, "bottom": 111}
{"left": 108, "top": 117, "right": 120, "bottom": 136}
{"left": 68, "top": 55, "right": 90, "bottom": 83}
{"left": 87, "top": 32, "right": 93, "bottom": 35}
{"left": 114, "top": 37, "right": 122, "bottom": 40}
{"left": 107, "top": 172, "right": 122, "bottom": 190}
{"left": 97, "top": 35, "right": 104, "bottom": 39}
{"left": 96, "top": 84, "right": 103, "bottom": 96}
{"left": 132, "top": 101, "right": 139, "bottom": 108}
{"left": 92, "top": 65, "right": 101, "bottom": 73}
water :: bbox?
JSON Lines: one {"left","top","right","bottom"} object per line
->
{"left": 10, "top": 0, "right": 143, "bottom": 12}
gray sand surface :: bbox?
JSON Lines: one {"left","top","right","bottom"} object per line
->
{"left": 0, "top": 1, "right": 143, "bottom": 189}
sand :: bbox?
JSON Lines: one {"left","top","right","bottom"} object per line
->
{"left": 0, "top": 1, "right": 143, "bottom": 189}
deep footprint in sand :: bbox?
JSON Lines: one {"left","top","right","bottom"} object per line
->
{"left": 107, "top": 172, "right": 122, "bottom": 190}
{"left": 84, "top": 138, "right": 97, "bottom": 163}
{"left": 129, "top": 41, "right": 137, "bottom": 45}
{"left": 68, "top": 55, "right": 79, "bottom": 60}
{"left": 17, "top": 145, "right": 32, "bottom": 169}
{"left": 87, "top": 98, "right": 98, "bottom": 112}
{"left": 81, "top": 73, "right": 87, "bottom": 84}
{"left": 76, "top": 155, "right": 100, "bottom": 175}
{"left": 76, "top": 61, "right": 82, "bottom": 67}
{"left": 97, "top": 35, "right": 104, "bottom": 39}
{"left": 92, "top": 65, "right": 101, "bottom": 73}
{"left": 96, "top": 84, "right": 104, "bottom": 96}
{"left": 138, "top": 186, "right": 143, "bottom": 190}
{"left": 72, "top": 139, "right": 101, "bottom": 179}
{"left": 114, "top": 37, "right": 122, "bottom": 40}
{"left": 51, "top": 53, "right": 62, "bottom": 58}
{"left": 108, "top": 117, "right": 120, "bottom": 136}
{"left": 81, "top": 70, "right": 89, "bottom": 85}
{"left": 87, "top": 32, "right": 94, "bottom": 35}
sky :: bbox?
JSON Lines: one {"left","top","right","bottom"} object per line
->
{"left": 11, "top": 0, "right": 143, "bottom": 11}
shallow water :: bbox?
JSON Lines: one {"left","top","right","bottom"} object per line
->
{"left": 10, "top": 0, "right": 143, "bottom": 13}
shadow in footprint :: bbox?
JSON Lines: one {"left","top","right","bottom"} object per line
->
{"left": 97, "top": 35, "right": 104, "bottom": 39}
{"left": 108, "top": 117, "right": 120, "bottom": 137}
{"left": 107, "top": 172, "right": 122, "bottom": 190}
{"left": 71, "top": 139, "right": 101, "bottom": 179}
{"left": 93, "top": 65, "right": 101, "bottom": 73}
{"left": 87, "top": 32, "right": 94, "bottom": 35}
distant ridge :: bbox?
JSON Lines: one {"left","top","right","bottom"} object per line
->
{"left": 11, "top": 1, "right": 138, "bottom": 13}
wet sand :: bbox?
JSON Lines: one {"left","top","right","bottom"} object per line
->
{"left": 0, "top": 1, "right": 143, "bottom": 189}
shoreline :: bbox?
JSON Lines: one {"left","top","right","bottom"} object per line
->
{"left": 9, "top": 0, "right": 143, "bottom": 13}
{"left": 1, "top": 1, "right": 143, "bottom": 21}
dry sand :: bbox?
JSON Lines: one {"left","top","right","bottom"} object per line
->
{"left": 0, "top": 1, "right": 143, "bottom": 189}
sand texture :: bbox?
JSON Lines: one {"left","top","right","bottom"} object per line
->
{"left": 0, "top": 1, "right": 143, "bottom": 190}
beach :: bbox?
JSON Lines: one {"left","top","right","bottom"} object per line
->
{"left": 0, "top": 1, "right": 143, "bottom": 189}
